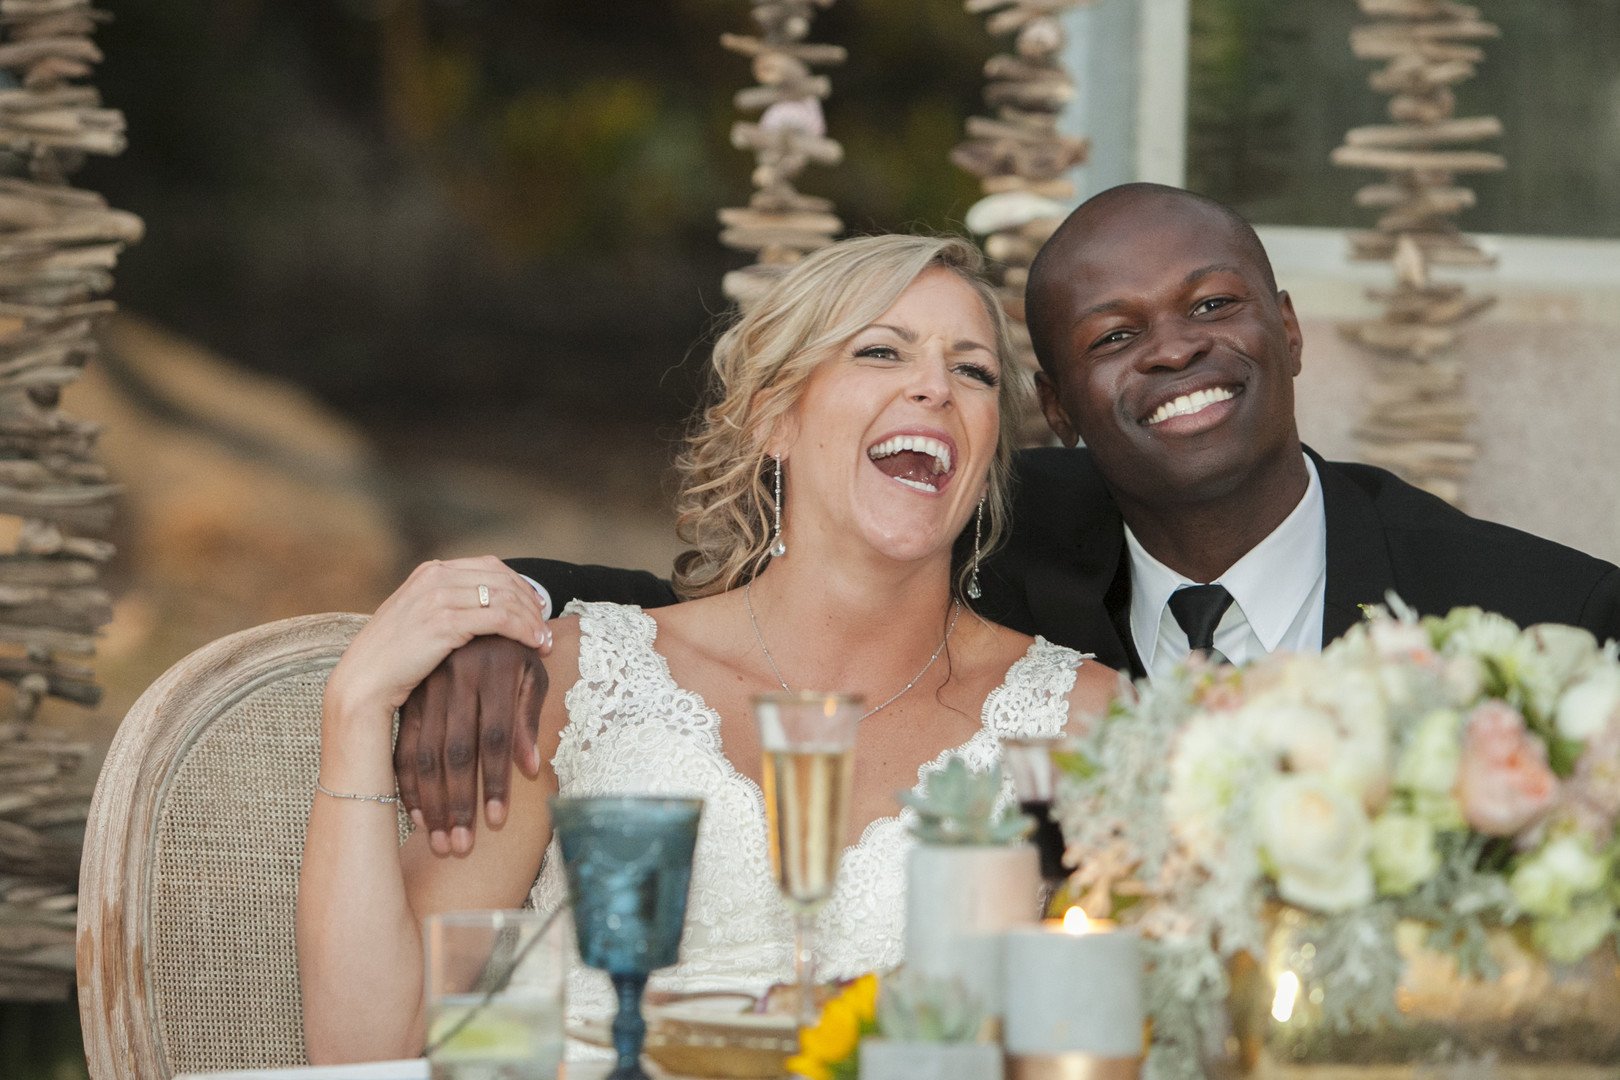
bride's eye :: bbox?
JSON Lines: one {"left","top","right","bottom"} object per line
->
{"left": 956, "top": 362, "right": 999, "bottom": 387}
{"left": 855, "top": 344, "right": 900, "bottom": 361}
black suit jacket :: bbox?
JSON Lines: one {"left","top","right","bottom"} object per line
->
{"left": 974, "top": 446, "right": 1620, "bottom": 676}
{"left": 512, "top": 447, "right": 1620, "bottom": 678}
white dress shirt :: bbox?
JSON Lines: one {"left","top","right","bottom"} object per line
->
{"left": 1126, "top": 454, "right": 1327, "bottom": 682}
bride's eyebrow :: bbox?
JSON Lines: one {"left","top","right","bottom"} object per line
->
{"left": 862, "top": 322, "right": 915, "bottom": 341}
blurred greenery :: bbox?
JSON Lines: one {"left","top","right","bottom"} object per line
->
{"left": 1187, "top": 0, "right": 1620, "bottom": 239}
{"left": 0, "top": 1001, "right": 87, "bottom": 1080}
{"left": 79, "top": 0, "right": 986, "bottom": 441}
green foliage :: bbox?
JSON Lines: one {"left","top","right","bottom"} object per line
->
{"left": 901, "top": 757, "right": 1032, "bottom": 846}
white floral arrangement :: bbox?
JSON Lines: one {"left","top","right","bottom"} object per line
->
{"left": 1053, "top": 597, "right": 1620, "bottom": 1080}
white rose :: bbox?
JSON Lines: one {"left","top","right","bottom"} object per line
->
{"left": 1444, "top": 610, "right": 1523, "bottom": 662}
{"left": 1167, "top": 713, "right": 1264, "bottom": 861}
{"left": 1529, "top": 624, "right": 1601, "bottom": 685}
{"left": 1395, "top": 709, "right": 1462, "bottom": 795}
{"left": 1255, "top": 775, "right": 1374, "bottom": 913}
{"left": 1532, "top": 899, "right": 1617, "bottom": 965}
{"left": 1556, "top": 668, "right": 1620, "bottom": 742}
{"left": 1509, "top": 836, "right": 1610, "bottom": 919}
{"left": 1250, "top": 702, "right": 1339, "bottom": 772}
{"left": 1443, "top": 654, "right": 1486, "bottom": 704}
{"left": 1329, "top": 723, "right": 1393, "bottom": 813}
{"left": 1369, "top": 812, "right": 1439, "bottom": 896}
{"left": 1368, "top": 618, "right": 1436, "bottom": 665}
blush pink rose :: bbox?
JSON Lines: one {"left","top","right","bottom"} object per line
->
{"left": 1457, "top": 701, "right": 1559, "bottom": 837}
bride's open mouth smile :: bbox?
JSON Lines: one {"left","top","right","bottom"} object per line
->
{"left": 865, "top": 431, "right": 957, "bottom": 494}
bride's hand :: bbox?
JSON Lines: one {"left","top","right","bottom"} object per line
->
{"left": 325, "top": 556, "right": 551, "bottom": 726}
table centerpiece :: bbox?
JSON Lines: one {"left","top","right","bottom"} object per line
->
{"left": 1053, "top": 597, "right": 1620, "bottom": 1079}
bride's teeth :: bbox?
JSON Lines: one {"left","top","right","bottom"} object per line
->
{"left": 894, "top": 477, "right": 937, "bottom": 492}
{"left": 866, "top": 435, "right": 952, "bottom": 474}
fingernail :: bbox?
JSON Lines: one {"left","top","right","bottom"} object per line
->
{"left": 486, "top": 799, "right": 506, "bottom": 826}
{"left": 430, "top": 830, "right": 449, "bottom": 855}
{"left": 410, "top": 809, "right": 425, "bottom": 830}
{"left": 451, "top": 826, "right": 471, "bottom": 853}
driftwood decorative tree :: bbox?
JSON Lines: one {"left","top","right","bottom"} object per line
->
{"left": 0, "top": 0, "right": 139, "bottom": 1000}
{"left": 718, "top": 0, "right": 846, "bottom": 311}
{"left": 953, "top": 0, "right": 1093, "bottom": 444}
{"left": 1331, "top": 0, "right": 1503, "bottom": 506}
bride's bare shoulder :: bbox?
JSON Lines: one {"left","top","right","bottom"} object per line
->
{"left": 1066, "top": 654, "right": 1124, "bottom": 733}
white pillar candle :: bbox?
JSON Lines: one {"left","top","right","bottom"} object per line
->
{"left": 1002, "top": 908, "right": 1145, "bottom": 1058}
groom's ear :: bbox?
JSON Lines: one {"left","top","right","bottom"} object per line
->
{"left": 1036, "top": 370, "right": 1079, "bottom": 448}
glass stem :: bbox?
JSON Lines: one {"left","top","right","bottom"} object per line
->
{"left": 793, "top": 907, "right": 818, "bottom": 1027}
{"left": 608, "top": 971, "right": 650, "bottom": 1080}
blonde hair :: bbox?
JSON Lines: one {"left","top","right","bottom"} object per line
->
{"left": 672, "top": 234, "right": 1029, "bottom": 600}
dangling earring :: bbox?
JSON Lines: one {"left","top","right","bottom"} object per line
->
{"left": 770, "top": 454, "right": 787, "bottom": 558}
{"left": 967, "top": 497, "right": 984, "bottom": 600}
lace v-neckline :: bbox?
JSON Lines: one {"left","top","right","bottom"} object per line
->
{"left": 631, "top": 605, "right": 1050, "bottom": 859}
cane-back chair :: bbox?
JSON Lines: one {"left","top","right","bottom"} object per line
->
{"left": 77, "top": 612, "right": 376, "bottom": 1080}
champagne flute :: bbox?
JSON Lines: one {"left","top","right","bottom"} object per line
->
{"left": 754, "top": 691, "right": 861, "bottom": 1027}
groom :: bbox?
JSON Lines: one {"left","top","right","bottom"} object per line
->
{"left": 399, "top": 183, "right": 1620, "bottom": 849}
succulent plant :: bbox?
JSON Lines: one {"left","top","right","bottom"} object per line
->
{"left": 875, "top": 970, "right": 990, "bottom": 1043}
{"left": 900, "top": 756, "right": 1033, "bottom": 845}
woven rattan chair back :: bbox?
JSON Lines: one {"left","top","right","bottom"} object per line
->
{"left": 77, "top": 612, "right": 370, "bottom": 1080}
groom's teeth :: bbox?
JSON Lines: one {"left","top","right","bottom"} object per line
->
{"left": 1146, "top": 387, "right": 1236, "bottom": 425}
{"left": 866, "top": 435, "right": 953, "bottom": 474}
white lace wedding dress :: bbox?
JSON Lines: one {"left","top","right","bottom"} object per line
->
{"left": 527, "top": 601, "right": 1087, "bottom": 1030}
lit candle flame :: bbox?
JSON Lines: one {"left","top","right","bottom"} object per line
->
{"left": 1062, "top": 906, "right": 1090, "bottom": 934}
{"left": 1271, "top": 971, "right": 1300, "bottom": 1023}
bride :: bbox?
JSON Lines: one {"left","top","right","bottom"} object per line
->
{"left": 296, "top": 233, "right": 1118, "bottom": 1061}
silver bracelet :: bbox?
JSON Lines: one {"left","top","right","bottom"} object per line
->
{"left": 315, "top": 778, "right": 399, "bottom": 805}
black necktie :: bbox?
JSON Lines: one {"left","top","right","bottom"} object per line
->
{"left": 1168, "top": 584, "right": 1234, "bottom": 660}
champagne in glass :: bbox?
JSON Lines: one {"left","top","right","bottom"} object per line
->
{"left": 754, "top": 692, "right": 862, "bottom": 1026}
{"left": 761, "top": 746, "right": 854, "bottom": 905}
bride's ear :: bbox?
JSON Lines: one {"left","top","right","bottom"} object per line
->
{"left": 752, "top": 395, "right": 801, "bottom": 461}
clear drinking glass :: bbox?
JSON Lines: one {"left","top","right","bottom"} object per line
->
{"left": 754, "top": 691, "right": 862, "bottom": 1027}
{"left": 423, "top": 907, "right": 569, "bottom": 1080}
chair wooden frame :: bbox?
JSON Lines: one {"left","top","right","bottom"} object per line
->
{"left": 76, "top": 612, "right": 366, "bottom": 1080}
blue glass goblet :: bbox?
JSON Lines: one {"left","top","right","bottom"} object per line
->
{"left": 551, "top": 796, "right": 703, "bottom": 1080}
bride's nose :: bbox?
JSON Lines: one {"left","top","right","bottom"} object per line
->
{"left": 906, "top": 349, "right": 953, "bottom": 407}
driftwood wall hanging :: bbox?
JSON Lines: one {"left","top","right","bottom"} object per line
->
{"left": 0, "top": 0, "right": 139, "bottom": 1000}
{"left": 718, "top": 0, "right": 846, "bottom": 311}
{"left": 1332, "top": 0, "right": 1503, "bottom": 507}
{"left": 953, "top": 0, "right": 1093, "bottom": 445}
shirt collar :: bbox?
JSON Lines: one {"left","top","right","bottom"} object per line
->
{"left": 1125, "top": 454, "right": 1326, "bottom": 666}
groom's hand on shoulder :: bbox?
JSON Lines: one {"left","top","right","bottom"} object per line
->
{"left": 395, "top": 634, "right": 548, "bottom": 855}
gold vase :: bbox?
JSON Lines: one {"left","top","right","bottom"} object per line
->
{"left": 1212, "top": 907, "right": 1620, "bottom": 1079}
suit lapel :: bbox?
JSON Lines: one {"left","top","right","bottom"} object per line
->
{"left": 1024, "top": 494, "right": 1137, "bottom": 674}
{"left": 1314, "top": 448, "right": 1397, "bottom": 644}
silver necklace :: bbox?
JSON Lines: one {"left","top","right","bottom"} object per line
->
{"left": 744, "top": 582, "right": 962, "bottom": 722}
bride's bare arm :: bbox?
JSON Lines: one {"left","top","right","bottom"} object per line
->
{"left": 296, "top": 559, "right": 568, "bottom": 1062}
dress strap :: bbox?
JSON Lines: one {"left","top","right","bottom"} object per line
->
{"left": 980, "top": 638, "right": 1088, "bottom": 742}
{"left": 555, "top": 601, "right": 726, "bottom": 779}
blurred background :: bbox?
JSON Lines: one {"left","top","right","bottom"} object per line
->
{"left": 7, "top": 0, "right": 1620, "bottom": 1074}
